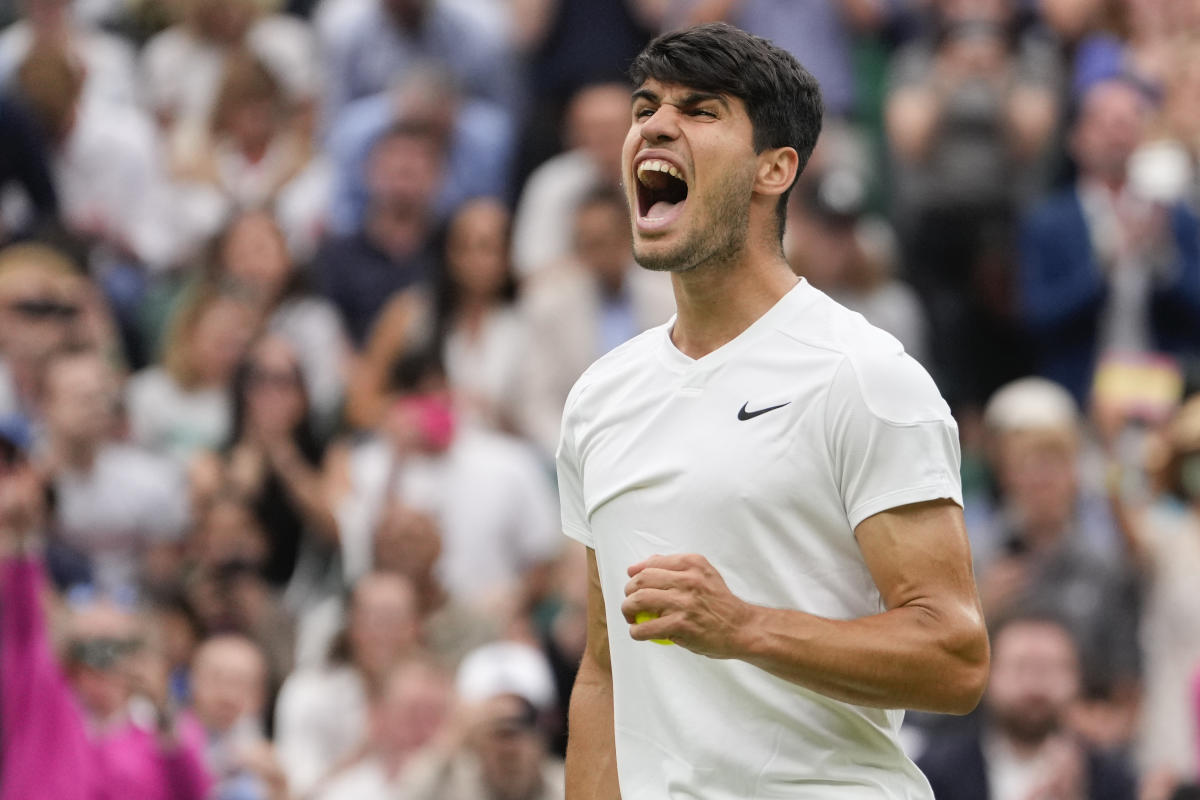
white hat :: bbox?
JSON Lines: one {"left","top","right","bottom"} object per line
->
{"left": 984, "top": 377, "right": 1079, "bottom": 433}
{"left": 456, "top": 641, "right": 557, "bottom": 711}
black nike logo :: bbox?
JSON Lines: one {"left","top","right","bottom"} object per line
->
{"left": 737, "top": 401, "right": 791, "bottom": 421}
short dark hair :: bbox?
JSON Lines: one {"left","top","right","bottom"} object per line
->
{"left": 629, "top": 22, "right": 824, "bottom": 237}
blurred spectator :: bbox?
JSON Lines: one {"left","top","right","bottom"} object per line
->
{"left": 511, "top": 0, "right": 653, "bottom": 180}
{"left": 1108, "top": 395, "right": 1200, "bottom": 780}
{"left": 141, "top": 0, "right": 318, "bottom": 134}
{"left": 16, "top": 40, "right": 180, "bottom": 269}
{"left": 190, "top": 335, "right": 339, "bottom": 594}
{"left": 331, "top": 350, "right": 561, "bottom": 614}
{"left": 399, "top": 641, "right": 564, "bottom": 800}
{"left": 137, "top": 211, "right": 348, "bottom": 427}
{"left": 0, "top": 448, "right": 211, "bottom": 799}
{"left": 181, "top": 494, "right": 295, "bottom": 692}
{"left": 517, "top": 186, "right": 674, "bottom": 457}
{"left": 0, "top": 93, "right": 58, "bottom": 232}
{"left": 168, "top": 52, "right": 330, "bottom": 250}
{"left": 191, "top": 634, "right": 288, "bottom": 800}
{"left": 918, "top": 613, "right": 1136, "bottom": 800}
{"left": 974, "top": 377, "right": 1140, "bottom": 725}
{"left": 311, "top": 654, "right": 455, "bottom": 800}
{"left": 38, "top": 346, "right": 189, "bottom": 595}
{"left": 325, "top": 63, "right": 515, "bottom": 236}
{"left": 887, "top": 0, "right": 1060, "bottom": 406}
{"left": 511, "top": 82, "right": 629, "bottom": 276}
{"left": 294, "top": 503, "right": 498, "bottom": 670}
{"left": 785, "top": 169, "right": 930, "bottom": 367}
{"left": 318, "top": 0, "right": 520, "bottom": 126}
{"left": 1019, "top": 77, "right": 1200, "bottom": 405}
{"left": 274, "top": 570, "right": 422, "bottom": 796}
{"left": 313, "top": 121, "right": 441, "bottom": 346}
{"left": 663, "top": 0, "right": 885, "bottom": 119}
{"left": 0, "top": 0, "right": 139, "bottom": 108}
{"left": 0, "top": 242, "right": 100, "bottom": 423}
{"left": 347, "top": 198, "right": 527, "bottom": 432}
{"left": 126, "top": 288, "right": 258, "bottom": 462}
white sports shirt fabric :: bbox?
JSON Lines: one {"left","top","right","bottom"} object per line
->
{"left": 556, "top": 279, "right": 961, "bottom": 799}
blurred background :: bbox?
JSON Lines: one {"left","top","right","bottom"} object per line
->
{"left": 0, "top": 0, "right": 1198, "bottom": 798}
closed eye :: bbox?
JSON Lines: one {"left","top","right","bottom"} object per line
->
{"left": 689, "top": 109, "right": 717, "bottom": 118}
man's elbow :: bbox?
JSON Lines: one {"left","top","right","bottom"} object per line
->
{"left": 937, "top": 618, "right": 990, "bottom": 715}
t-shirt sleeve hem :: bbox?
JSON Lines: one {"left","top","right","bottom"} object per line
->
{"left": 562, "top": 523, "right": 595, "bottom": 549}
{"left": 847, "top": 481, "right": 963, "bottom": 531}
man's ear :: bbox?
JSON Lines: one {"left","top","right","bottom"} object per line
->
{"left": 754, "top": 146, "right": 800, "bottom": 199}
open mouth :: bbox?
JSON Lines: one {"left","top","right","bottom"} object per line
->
{"left": 635, "top": 159, "right": 689, "bottom": 231}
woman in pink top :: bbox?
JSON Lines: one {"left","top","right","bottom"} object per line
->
{"left": 0, "top": 441, "right": 211, "bottom": 800}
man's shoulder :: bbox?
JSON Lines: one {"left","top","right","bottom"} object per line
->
{"left": 564, "top": 324, "right": 670, "bottom": 412}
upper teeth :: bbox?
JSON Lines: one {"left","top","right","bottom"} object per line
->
{"left": 637, "top": 159, "right": 684, "bottom": 184}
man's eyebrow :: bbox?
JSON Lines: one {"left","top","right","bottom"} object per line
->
{"left": 631, "top": 88, "right": 659, "bottom": 104}
{"left": 678, "top": 92, "right": 730, "bottom": 111}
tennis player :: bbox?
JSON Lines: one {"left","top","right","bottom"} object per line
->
{"left": 557, "top": 23, "right": 989, "bottom": 800}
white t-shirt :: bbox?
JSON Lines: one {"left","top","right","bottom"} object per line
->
{"left": 556, "top": 279, "right": 960, "bottom": 800}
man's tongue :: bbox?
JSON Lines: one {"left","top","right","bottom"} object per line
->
{"left": 647, "top": 199, "right": 679, "bottom": 219}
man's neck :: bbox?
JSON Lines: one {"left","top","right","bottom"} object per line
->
{"left": 987, "top": 723, "right": 1054, "bottom": 762}
{"left": 366, "top": 209, "right": 426, "bottom": 261}
{"left": 53, "top": 436, "right": 100, "bottom": 472}
{"left": 667, "top": 249, "right": 798, "bottom": 360}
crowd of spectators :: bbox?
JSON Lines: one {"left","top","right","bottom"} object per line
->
{"left": 0, "top": 0, "right": 1199, "bottom": 799}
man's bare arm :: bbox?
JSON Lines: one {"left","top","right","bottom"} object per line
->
{"left": 566, "top": 547, "right": 620, "bottom": 799}
{"left": 621, "top": 499, "right": 990, "bottom": 714}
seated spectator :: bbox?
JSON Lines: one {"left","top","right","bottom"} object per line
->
{"left": 319, "top": 0, "right": 519, "bottom": 125}
{"left": 191, "top": 334, "right": 339, "bottom": 595}
{"left": 311, "top": 655, "right": 456, "bottom": 800}
{"left": 325, "top": 64, "right": 515, "bottom": 236}
{"left": 294, "top": 503, "right": 498, "bottom": 671}
{"left": 887, "top": 0, "right": 1060, "bottom": 406}
{"left": 974, "top": 377, "right": 1140, "bottom": 724}
{"left": 0, "top": 243, "right": 104, "bottom": 424}
{"left": 785, "top": 168, "right": 930, "bottom": 367}
{"left": 0, "top": 447, "right": 211, "bottom": 799}
{"left": 1108, "top": 395, "right": 1200, "bottom": 780}
{"left": 511, "top": 82, "right": 630, "bottom": 276}
{"left": 141, "top": 0, "right": 318, "bottom": 134}
{"left": 274, "top": 571, "right": 422, "bottom": 797}
{"left": 127, "top": 288, "right": 258, "bottom": 462}
{"left": 347, "top": 198, "right": 527, "bottom": 432}
{"left": 190, "top": 634, "right": 287, "bottom": 800}
{"left": 330, "top": 350, "right": 562, "bottom": 614}
{"left": 918, "top": 613, "right": 1136, "bottom": 800}
{"left": 145, "top": 211, "right": 350, "bottom": 429}
{"left": 517, "top": 186, "right": 675, "bottom": 457}
{"left": 180, "top": 494, "right": 295, "bottom": 692}
{"left": 313, "top": 122, "right": 441, "bottom": 346}
{"left": 38, "top": 346, "right": 189, "bottom": 595}
{"left": 399, "top": 641, "right": 564, "bottom": 800}
{"left": 0, "top": 0, "right": 139, "bottom": 108}
{"left": 1019, "top": 76, "right": 1200, "bottom": 405}
{"left": 169, "top": 52, "right": 329, "bottom": 249}
{"left": 16, "top": 40, "right": 181, "bottom": 270}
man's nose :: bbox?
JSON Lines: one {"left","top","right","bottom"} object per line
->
{"left": 640, "top": 106, "right": 681, "bottom": 145}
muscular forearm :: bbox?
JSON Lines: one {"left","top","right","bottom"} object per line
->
{"left": 734, "top": 601, "right": 988, "bottom": 714}
{"left": 566, "top": 658, "right": 620, "bottom": 800}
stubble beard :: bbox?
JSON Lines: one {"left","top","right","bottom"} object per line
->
{"left": 633, "top": 170, "right": 753, "bottom": 274}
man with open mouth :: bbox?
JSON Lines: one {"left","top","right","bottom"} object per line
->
{"left": 557, "top": 22, "right": 989, "bottom": 800}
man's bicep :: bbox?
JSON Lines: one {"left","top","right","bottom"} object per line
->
{"left": 853, "top": 499, "right": 982, "bottom": 616}
{"left": 584, "top": 547, "right": 612, "bottom": 674}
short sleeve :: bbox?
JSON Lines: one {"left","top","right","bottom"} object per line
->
{"left": 555, "top": 380, "right": 594, "bottom": 548}
{"left": 825, "top": 352, "right": 962, "bottom": 530}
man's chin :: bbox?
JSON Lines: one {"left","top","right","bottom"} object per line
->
{"left": 633, "top": 237, "right": 698, "bottom": 274}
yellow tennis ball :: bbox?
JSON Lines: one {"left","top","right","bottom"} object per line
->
{"left": 635, "top": 611, "right": 673, "bottom": 646}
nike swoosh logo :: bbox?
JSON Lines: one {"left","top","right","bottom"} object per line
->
{"left": 737, "top": 401, "right": 791, "bottom": 421}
